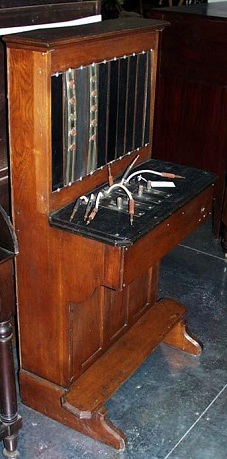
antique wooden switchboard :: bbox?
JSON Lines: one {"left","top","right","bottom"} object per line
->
{"left": 4, "top": 19, "right": 215, "bottom": 450}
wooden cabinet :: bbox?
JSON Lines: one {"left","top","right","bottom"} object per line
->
{"left": 150, "top": 2, "right": 227, "bottom": 244}
{"left": 4, "top": 17, "right": 215, "bottom": 450}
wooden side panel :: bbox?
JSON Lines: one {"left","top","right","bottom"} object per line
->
{"left": 103, "top": 286, "right": 128, "bottom": 345}
{"left": 7, "top": 48, "right": 51, "bottom": 215}
{"left": 127, "top": 264, "right": 159, "bottom": 324}
{"left": 72, "top": 287, "right": 104, "bottom": 377}
{"left": 15, "top": 220, "right": 105, "bottom": 387}
{"left": 14, "top": 218, "right": 73, "bottom": 386}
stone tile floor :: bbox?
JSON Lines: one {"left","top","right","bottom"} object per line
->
{"left": 3, "top": 218, "right": 227, "bottom": 459}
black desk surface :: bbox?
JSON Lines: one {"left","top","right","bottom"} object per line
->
{"left": 50, "top": 159, "right": 215, "bottom": 247}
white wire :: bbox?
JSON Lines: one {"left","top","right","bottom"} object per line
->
{"left": 106, "top": 183, "right": 133, "bottom": 201}
{"left": 124, "top": 169, "right": 163, "bottom": 183}
{"left": 94, "top": 191, "right": 104, "bottom": 209}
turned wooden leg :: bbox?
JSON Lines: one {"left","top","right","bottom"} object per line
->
{"left": 163, "top": 320, "right": 202, "bottom": 355}
{"left": 0, "top": 320, "right": 21, "bottom": 458}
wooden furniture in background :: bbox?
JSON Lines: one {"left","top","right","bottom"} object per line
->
{"left": 4, "top": 18, "right": 215, "bottom": 450}
{"left": 0, "top": 205, "right": 21, "bottom": 459}
{"left": 150, "top": 2, "right": 227, "bottom": 251}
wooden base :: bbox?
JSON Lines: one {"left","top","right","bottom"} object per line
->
{"left": 163, "top": 320, "right": 202, "bottom": 355}
{"left": 20, "top": 298, "right": 202, "bottom": 450}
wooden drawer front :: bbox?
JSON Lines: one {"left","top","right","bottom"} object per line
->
{"left": 122, "top": 185, "right": 213, "bottom": 287}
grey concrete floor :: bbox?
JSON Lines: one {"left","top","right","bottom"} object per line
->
{"left": 3, "top": 218, "right": 227, "bottom": 459}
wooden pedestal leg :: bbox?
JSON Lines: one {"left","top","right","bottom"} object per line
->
{"left": 0, "top": 320, "right": 22, "bottom": 458}
{"left": 20, "top": 369, "right": 127, "bottom": 451}
{"left": 61, "top": 402, "right": 127, "bottom": 450}
{"left": 163, "top": 319, "right": 202, "bottom": 355}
